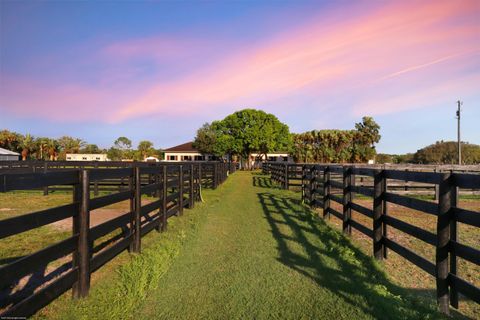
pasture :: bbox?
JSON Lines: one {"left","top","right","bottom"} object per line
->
{"left": 0, "top": 165, "right": 479, "bottom": 319}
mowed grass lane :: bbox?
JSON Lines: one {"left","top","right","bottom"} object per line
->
{"left": 138, "top": 171, "right": 442, "bottom": 320}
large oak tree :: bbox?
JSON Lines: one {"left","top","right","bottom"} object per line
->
{"left": 193, "top": 109, "right": 292, "bottom": 168}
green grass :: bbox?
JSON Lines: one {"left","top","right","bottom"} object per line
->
{"left": 6, "top": 173, "right": 466, "bottom": 319}
{"left": 0, "top": 190, "right": 157, "bottom": 265}
{"left": 82, "top": 171, "right": 442, "bottom": 320}
{"left": 0, "top": 192, "right": 71, "bottom": 265}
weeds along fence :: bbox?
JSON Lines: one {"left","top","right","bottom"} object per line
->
{"left": 0, "top": 162, "right": 234, "bottom": 318}
{"left": 265, "top": 162, "right": 479, "bottom": 315}
{"left": 0, "top": 161, "right": 236, "bottom": 194}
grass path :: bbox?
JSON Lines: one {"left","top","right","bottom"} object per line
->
{"left": 137, "top": 172, "right": 442, "bottom": 320}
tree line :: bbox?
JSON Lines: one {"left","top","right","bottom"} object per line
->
{"left": 0, "top": 130, "right": 161, "bottom": 161}
{"left": 193, "top": 109, "right": 381, "bottom": 167}
{"left": 7, "top": 109, "right": 469, "bottom": 165}
{"left": 291, "top": 117, "right": 381, "bottom": 163}
{"left": 376, "top": 141, "right": 480, "bottom": 165}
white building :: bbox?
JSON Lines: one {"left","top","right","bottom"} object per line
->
{"left": 163, "top": 142, "right": 291, "bottom": 166}
{"left": 66, "top": 153, "right": 109, "bottom": 161}
{"left": 163, "top": 142, "right": 218, "bottom": 162}
{"left": 0, "top": 147, "right": 20, "bottom": 161}
{"left": 249, "top": 152, "right": 292, "bottom": 168}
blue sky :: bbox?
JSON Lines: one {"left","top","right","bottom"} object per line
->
{"left": 1, "top": 0, "right": 479, "bottom": 153}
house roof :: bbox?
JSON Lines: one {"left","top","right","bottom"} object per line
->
{"left": 164, "top": 142, "right": 198, "bottom": 153}
{"left": 0, "top": 147, "right": 20, "bottom": 156}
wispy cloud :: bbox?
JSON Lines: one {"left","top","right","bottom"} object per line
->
{"left": 377, "top": 50, "right": 480, "bottom": 81}
{"left": 1, "top": 0, "right": 479, "bottom": 124}
{"left": 108, "top": 0, "right": 480, "bottom": 122}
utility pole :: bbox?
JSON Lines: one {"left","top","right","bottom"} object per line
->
{"left": 456, "top": 100, "right": 462, "bottom": 165}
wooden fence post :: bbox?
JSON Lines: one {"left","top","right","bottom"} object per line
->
{"left": 129, "top": 168, "right": 135, "bottom": 251}
{"left": 93, "top": 162, "right": 99, "bottom": 196}
{"left": 434, "top": 168, "right": 440, "bottom": 201}
{"left": 450, "top": 183, "right": 458, "bottom": 308}
{"left": 373, "top": 169, "right": 385, "bottom": 260}
{"left": 343, "top": 167, "right": 352, "bottom": 235}
{"left": 301, "top": 165, "right": 306, "bottom": 202}
{"left": 155, "top": 169, "right": 161, "bottom": 198}
{"left": 197, "top": 164, "right": 202, "bottom": 201}
{"left": 219, "top": 163, "right": 222, "bottom": 184}
{"left": 213, "top": 163, "right": 218, "bottom": 189}
{"left": 154, "top": 168, "right": 162, "bottom": 232}
{"left": 189, "top": 164, "right": 195, "bottom": 209}
{"left": 179, "top": 165, "right": 184, "bottom": 216}
{"left": 284, "top": 164, "right": 289, "bottom": 189}
{"left": 73, "top": 169, "right": 91, "bottom": 298}
{"left": 382, "top": 174, "right": 388, "bottom": 259}
{"left": 162, "top": 165, "right": 168, "bottom": 232}
{"left": 323, "top": 166, "right": 331, "bottom": 219}
{"left": 132, "top": 167, "right": 141, "bottom": 253}
{"left": 309, "top": 166, "right": 315, "bottom": 206}
{"left": 43, "top": 162, "right": 48, "bottom": 196}
{"left": 437, "top": 172, "right": 452, "bottom": 315}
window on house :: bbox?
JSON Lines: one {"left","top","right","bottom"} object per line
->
{"left": 168, "top": 155, "right": 177, "bottom": 161}
{"left": 194, "top": 155, "right": 204, "bottom": 161}
{"left": 283, "top": 157, "right": 288, "bottom": 162}
{"left": 67, "top": 157, "right": 71, "bottom": 160}
{"left": 183, "top": 155, "right": 192, "bottom": 161}
{"left": 96, "top": 157, "right": 101, "bottom": 160}
{"left": 82, "top": 157, "right": 87, "bottom": 160}
{"left": 268, "top": 156, "right": 276, "bottom": 161}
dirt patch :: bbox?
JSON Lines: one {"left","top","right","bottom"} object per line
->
{"left": 52, "top": 198, "right": 155, "bottom": 230}
{"left": 52, "top": 208, "right": 131, "bottom": 230}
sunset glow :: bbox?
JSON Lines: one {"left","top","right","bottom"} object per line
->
{"left": 1, "top": 0, "right": 479, "bottom": 152}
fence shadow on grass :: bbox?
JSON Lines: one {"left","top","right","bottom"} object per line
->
{"left": 257, "top": 191, "right": 446, "bottom": 319}
{"left": 252, "top": 176, "right": 274, "bottom": 189}
{"left": 0, "top": 261, "right": 71, "bottom": 311}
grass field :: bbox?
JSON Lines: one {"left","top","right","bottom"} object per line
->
{"left": 1, "top": 171, "right": 477, "bottom": 319}
{"left": 324, "top": 193, "right": 479, "bottom": 319}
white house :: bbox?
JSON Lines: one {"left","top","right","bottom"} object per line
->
{"left": 66, "top": 154, "right": 109, "bottom": 161}
{"left": 249, "top": 152, "right": 292, "bottom": 168}
{"left": 163, "top": 142, "right": 291, "bottom": 167}
{"left": 0, "top": 147, "right": 20, "bottom": 161}
{"left": 163, "top": 142, "right": 218, "bottom": 162}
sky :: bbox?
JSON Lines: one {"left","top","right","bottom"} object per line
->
{"left": 0, "top": 0, "right": 479, "bottom": 154}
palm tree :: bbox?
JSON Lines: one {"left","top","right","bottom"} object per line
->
{"left": 57, "top": 136, "right": 85, "bottom": 159}
{"left": 46, "top": 139, "right": 60, "bottom": 161}
{"left": 20, "top": 134, "right": 35, "bottom": 161}
{"left": 36, "top": 137, "right": 49, "bottom": 160}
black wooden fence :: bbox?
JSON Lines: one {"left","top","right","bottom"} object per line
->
{"left": 0, "top": 161, "right": 235, "bottom": 193}
{"left": 266, "top": 162, "right": 479, "bottom": 315}
{"left": 0, "top": 162, "right": 234, "bottom": 317}
{"left": 265, "top": 162, "right": 480, "bottom": 198}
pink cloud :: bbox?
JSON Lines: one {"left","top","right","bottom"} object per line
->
{"left": 0, "top": 76, "right": 134, "bottom": 122}
{"left": 109, "top": 0, "right": 480, "bottom": 122}
{"left": 1, "top": 0, "right": 479, "bottom": 123}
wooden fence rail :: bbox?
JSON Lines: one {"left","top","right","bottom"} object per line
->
{"left": 266, "top": 162, "right": 480, "bottom": 315}
{"left": 0, "top": 162, "right": 234, "bottom": 317}
{"left": 265, "top": 162, "right": 480, "bottom": 197}
{"left": 0, "top": 161, "right": 236, "bottom": 195}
